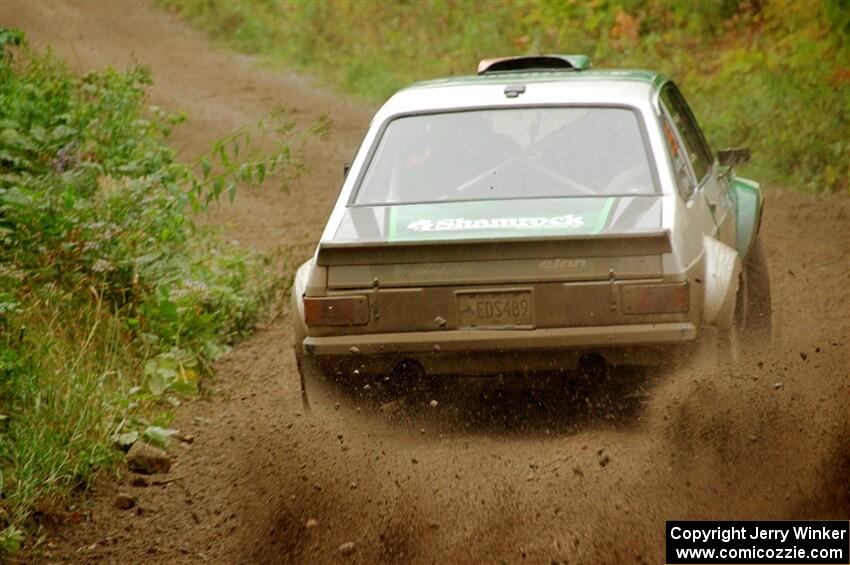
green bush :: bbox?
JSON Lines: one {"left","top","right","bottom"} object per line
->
{"left": 163, "top": 0, "right": 849, "bottom": 193}
{"left": 0, "top": 30, "right": 297, "bottom": 552}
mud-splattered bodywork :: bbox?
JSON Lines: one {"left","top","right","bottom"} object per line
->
{"left": 293, "top": 66, "right": 763, "bottom": 376}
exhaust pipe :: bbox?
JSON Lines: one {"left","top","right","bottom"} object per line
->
{"left": 577, "top": 353, "right": 610, "bottom": 380}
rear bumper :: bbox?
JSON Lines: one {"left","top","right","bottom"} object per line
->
{"left": 304, "top": 322, "right": 696, "bottom": 355}
{"left": 302, "top": 322, "right": 697, "bottom": 374}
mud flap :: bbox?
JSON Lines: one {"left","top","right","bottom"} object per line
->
{"left": 292, "top": 260, "right": 314, "bottom": 412}
{"left": 702, "top": 236, "right": 741, "bottom": 329}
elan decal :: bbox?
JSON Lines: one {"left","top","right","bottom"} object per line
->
{"left": 407, "top": 214, "right": 585, "bottom": 232}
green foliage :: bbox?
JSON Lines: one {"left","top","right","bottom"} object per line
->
{"left": 0, "top": 29, "right": 301, "bottom": 552}
{"left": 163, "top": 0, "right": 849, "bottom": 193}
{"left": 0, "top": 524, "right": 23, "bottom": 555}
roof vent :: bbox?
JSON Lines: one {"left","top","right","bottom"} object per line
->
{"left": 477, "top": 54, "right": 591, "bottom": 75}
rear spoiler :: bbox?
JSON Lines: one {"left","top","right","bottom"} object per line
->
{"left": 316, "top": 231, "right": 672, "bottom": 266}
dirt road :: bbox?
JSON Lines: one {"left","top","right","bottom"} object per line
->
{"left": 3, "top": 2, "right": 848, "bottom": 563}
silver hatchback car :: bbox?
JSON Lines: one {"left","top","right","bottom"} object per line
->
{"left": 292, "top": 54, "right": 771, "bottom": 408}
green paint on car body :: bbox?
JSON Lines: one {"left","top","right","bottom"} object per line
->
{"left": 385, "top": 197, "right": 618, "bottom": 243}
{"left": 403, "top": 68, "right": 667, "bottom": 92}
{"left": 593, "top": 197, "right": 615, "bottom": 234}
{"left": 731, "top": 174, "right": 763, "bottom": 258}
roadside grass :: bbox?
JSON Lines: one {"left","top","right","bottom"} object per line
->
{"left": 0, "top": 29, "right": 312, "bottom": 555}
{"left": 0, "top": 301, "right": 133, "bottom": 546}
{"left": 162, "top": 0, "right": 849, "bottom": 194}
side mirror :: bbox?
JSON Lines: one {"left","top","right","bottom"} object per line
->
{"left": 717, "top": 147, "right": 751, "bottom": 167}
{"left": 343, "top": 163, "right": 350, "bottom": 178}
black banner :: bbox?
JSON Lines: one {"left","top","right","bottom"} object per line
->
{"left": 666, "top": 521, "right": 850, "bottom": 564}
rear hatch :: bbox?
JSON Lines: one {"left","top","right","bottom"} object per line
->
{"left": 320, "top": 196, "right": 667, "bottom": 287}
{"left": 312, "top": 196, "right": 678, "bottom": 335}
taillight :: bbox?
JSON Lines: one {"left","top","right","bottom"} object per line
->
{"left": 303, "top": 295, "right": 369, "bottom": 326}
{"left": 621, "top": 283, "right": 689, "bottom": 314}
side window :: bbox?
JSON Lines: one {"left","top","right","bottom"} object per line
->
{"left": 660, "top": 83, "right": 712, "bottom": 183}
{"left": 661, "top": 112, "right": 696, "bottom": 199}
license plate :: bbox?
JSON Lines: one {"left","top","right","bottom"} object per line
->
{"left": 457, "top": 291, "right": 533, "bottom": 328}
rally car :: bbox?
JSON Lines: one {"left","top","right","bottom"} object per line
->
{"left": 292, "top": 54, "right": 771, "bottom": 409}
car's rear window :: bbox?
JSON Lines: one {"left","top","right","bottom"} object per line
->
{"left": 353, "top": 107, "right": 656, "bottom": 205}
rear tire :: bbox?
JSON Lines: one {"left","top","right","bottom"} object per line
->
{"left": 295, "top": 348, "right": 377, "bottom": 415}
{"left": 293, "top": 313, "right": 346, "bottom": 415}
{"left": 725, "top": 237, "right": 772, "bottom": 361}
{"left": 295, "top": 349, "right": 343, "bottom": 416}
{"left": 294, "top": 347, "right": 316, "bottom": 414}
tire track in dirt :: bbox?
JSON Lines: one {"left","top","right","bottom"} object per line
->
{"left": 3, "top": 2, "right": 848, "bottom": 563}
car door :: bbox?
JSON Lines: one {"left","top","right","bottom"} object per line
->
{"left": 659, "top": 83, "right": 735, "bottom": 247}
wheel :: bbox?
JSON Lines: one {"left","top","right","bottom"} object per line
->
{"left": 725, "top": 237, "right": 772, "bottom": 360}
{"left": 294, "top": 347, "right": 375, "bottom": 415}
{"left": 292, "top": 308, "right": 339, "bottom": 415}
{"left": 294, "top": 346, "right": 315, "bottom": 413}
{"left": 294, "top": 348, "right": 341, "bottom": 416}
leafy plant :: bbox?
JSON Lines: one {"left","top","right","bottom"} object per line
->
{"left": 0, "top": 28, "right": 310, "bottom": 553}
{"left": 163, "top": 0, "right": 849, "bottom": 193}
{"left": 0, "top": 525, "right": 23, "bottom": 556}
